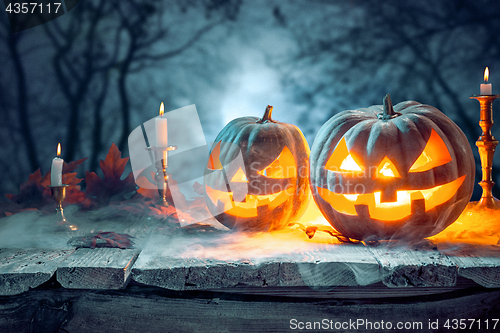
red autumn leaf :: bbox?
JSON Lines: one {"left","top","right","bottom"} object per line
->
{"left": 178, "top": 223, "right": 221, "bottom": 234}
{"left": 135, "top": 173, "right": 158, "bottom": 200}
{"left": 136, "top": 180, "right": 211, "bottom": 226}
{"left": 65, "top": 187, "right": 93, "bottom": 207}
{"left": 3, "top": 158, "right": 90, "bottom": 215}
{"left": 67, "top": 231, "right": 134, "bottom": 249}
{"left": 62, "top": 158, "right": 86, "bottom": 188}
{"left": 5, "top": 169, "right": 52, "bottom": 207}
{"left": 85, "top": 143, "right": 137, "bottom": 205}
{"left": 85, "top": 171, "right": 103, "bottom": 198}
{"left": 63, "top": 157, "right": 88, "bottom": 175}
{"left": 100, "top": 143, "right": 129, "bottom": 180}
{"left": 288, "top": 222, "right": 361, "bottom": 244}
{"left": 134, "top": 171, "right": 189, "bottom": 209}
{"left": 62, "top": 158, "right": 92, "bottom": 207}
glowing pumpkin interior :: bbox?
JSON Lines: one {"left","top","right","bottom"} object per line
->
{"left": 318, "top": 128, "right": 464, "bottom": 221}
{"left": 206, "top": 142, "right": 297, "bottom": 218}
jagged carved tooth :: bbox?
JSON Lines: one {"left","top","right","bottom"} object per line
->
{"left": 380, "top": 188, "right": 398, "bottom": 203}
{"left": 354, "top": 204, "right": 370, "bottom": 220}
{"left": 411, "top": 198, "right": 426, "bottom": 214}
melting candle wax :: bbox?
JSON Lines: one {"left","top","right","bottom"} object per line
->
{"left": 155, "top": 102, "right": 168, "bottom": 147}
{"left": 51, "top": 143, "right": 64, "bottom": 186}
{"left": 480, "top": 67, "right": 492, "bottom": 95}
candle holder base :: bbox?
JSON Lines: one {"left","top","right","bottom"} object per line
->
{"left": 156, "top": 177, "right": 170, "bottom": 207}
{"left": 470, "top": 94, "right": 500, "bottom": 213}
{"left": 49, "top": 185, "right": 78, "bottom": 231}
{"left": 147, "top": 146, "right": 177, "bottom": 206}
{"left": 472, "top": 196, "right": 500, "bottom": 211}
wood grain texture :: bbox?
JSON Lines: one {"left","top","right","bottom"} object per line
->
{"left": 1, "top": 286, "right": 499, "bottom": 333}
{"left": 54, "top": 217, "right": 157, "bottom": 290}
{"left": 132, "top": 234, "right": 381, "bottom": 290}
{"left": 0, "top": 248, "right": 74, "bottom": 295}
{"left": 56, "top": 248, "right": 140, "bottom": 289}
{"left": 438, "top": 243, "right": 500, "bottom": 288}
{"left": 206, "top": 278, "right": 481, "bottom": 299}
{"left": 369, "top": 244, "right": 457, "bottom": 287}
{"left": 132, "top": 255, "right": 285, "bottom": 290}
{"left": 3, "top": 228, "right": 500, "bottom": 294}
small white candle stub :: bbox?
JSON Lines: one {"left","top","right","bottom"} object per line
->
{"left": 51, "top": 143, "right": 64, "bottom": 186}
{"left": 155, "top": 102, "right": 168, "bottom": 147}
{"left": 480, "top": 67, "right": 492, "bottom": 95}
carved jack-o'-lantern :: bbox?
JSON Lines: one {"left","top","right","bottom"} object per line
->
{"left": 310, "top": 95, "right": 475, "bottom": 241}
{"left": 204, "top": 106, "right": 310, "bottom": 231}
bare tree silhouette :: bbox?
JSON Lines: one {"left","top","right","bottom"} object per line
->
{"left": 44, "top": 0, "right": 240, "bottom": 166}
{"left": 3, "top": 26, "right": 39, "bottom": 171}
{"left": 0, "top": 0, "right": 241, "bottom": 197}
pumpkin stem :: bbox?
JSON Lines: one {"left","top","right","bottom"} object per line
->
{"left": 257, "top": 105, "right": 276, "bottom": 123}
{"left": 378, "top": 94, "right": 401, "bottom": 120}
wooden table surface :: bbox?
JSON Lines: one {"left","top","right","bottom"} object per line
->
{"left": 1, "top": 220, "right": 500, "bottom": 294}
{"left": 1, "top": 212, "right": 500, "bottom": 332}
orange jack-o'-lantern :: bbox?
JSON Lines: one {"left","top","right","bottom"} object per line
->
{"left": 204, "top": 106, "right": 310, "bottom": 231}
{"left": 310, "top": 94, "right": 475, "bottom": 241}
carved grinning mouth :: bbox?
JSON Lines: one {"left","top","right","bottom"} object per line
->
{"left": 205, "top": 185, "right": 291, "bottom": 218}
{"left": 205, "top": 143, "right": 298, "bottom": 218}
{"left": 316, "top": 175, "right": 465, "bottom": 221}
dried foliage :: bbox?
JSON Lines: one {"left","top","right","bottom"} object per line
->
{"left": 2, "top": 143, "right": 211, "bottom": 229}
{"left": 4, "top": 158, "right": 89, "bottom": 214}
{"left": 4, "top": 169, "right": 52, "bottom": 209}
{"left": 67, "top": 231, "right": 134, "bottom": 249}
{"left": 85, "top": 143, "right": 136, "bottom": 207}
{"left": 62, "top": 158, "right": 92, "bottom": 207}
{"left": 289, "top": 222, "right": 361, "bottom": 244}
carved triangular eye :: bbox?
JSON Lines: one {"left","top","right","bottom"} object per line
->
{"left": 325, "top": 137, "right": 363, "bottom": 172}
{"left": 257, "top": 146, "right": 296, "bottom": 178}
{"left": 409, "top": 128, "right": 452, "bottom": 173}
{"left": 340, "top": 154, "right": 363, "bottom": 172}
{"left": 231, "top": 167, "right": 248, "bottom": 182}
{"left": 376, "top": 156, "right": 400, "bottom": 179}
{"left": 207, "top": 141, "right": 223, "bottom": 170}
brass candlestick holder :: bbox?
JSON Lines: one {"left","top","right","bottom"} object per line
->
{"left": 48, "top": 184, "right": 78, "bottom": 231}
{"left": 147, "top": 146, "right": 177, "bottom": 205}
{"left": 470, "top": 94, "right": 500, "bottom": 210}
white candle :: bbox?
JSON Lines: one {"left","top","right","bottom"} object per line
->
{"left": 155, "top": 102, "right": 168, "bottom": 147}
{"left": 51, "top": 143, "right": 64, "bottom": 186}
{"left": 480, "top": 67, "right": 492, "bottom": 95}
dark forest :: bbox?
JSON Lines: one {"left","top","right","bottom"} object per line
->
{"left": 2, "top": 0, "right": 500, "bottom": 201}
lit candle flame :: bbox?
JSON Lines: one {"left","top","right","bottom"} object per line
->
{"left": 57, "top": 143, "right": 61, "bottom": 157}
{"left": 484, "top": 67, "right": 489, "bottom": 82}
{"left": 159, "top": 102, "right": 164, "bottom": 117}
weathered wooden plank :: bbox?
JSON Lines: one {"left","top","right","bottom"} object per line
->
{"left": 369, "top": 243, "right": 457, "bottom": 287}
{"left": 291, "top": 244, "right": 382, "bottom": 287}
{"left": 133, "top": 257, "right": 282, "bottom": 290}
{"left": 0, "top": 248, "right": 74, "bottom": 295}
{"left": 1, "top": 286, "right": 500, "bottom": 333}
{"left": 207, "top": 278, "right": 481, "bottom": 299}
{"left": 132, "top": 232, "right": 381, "bottom": 289}
{"left": 55, "top": 214, "right": 159, "bottom": 290}
{"left": 438, "top": 243, "right": 500, "bottom": 288}
{"left": 57, "top": 248, "right": 140, "bottom": 289}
